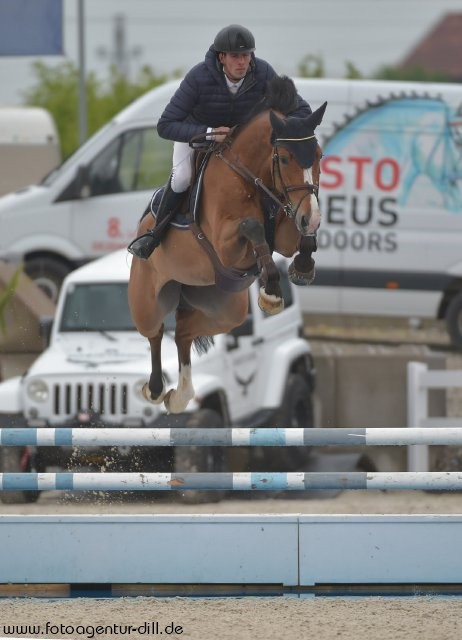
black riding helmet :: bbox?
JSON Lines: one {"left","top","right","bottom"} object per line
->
{"left": 213, "top": 24, "right": 255, "bottom": 53}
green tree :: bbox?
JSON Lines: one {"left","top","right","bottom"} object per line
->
{"left": 297, "top": 54, "right": 325, "bottom": 78}
{"left": 23, "top": 61, "right": 175, "bottom": 158}
{"left": 297, "top": 55, "right": 365, "bottom": 79}
{"left": 0, "top": 266, "right": 22, "bottom": 336}
{"left": 344, "top": 61, "right": 363, "bottom": 80}
{"left": 373, "top": 65, "right": 455, "bottom": 83}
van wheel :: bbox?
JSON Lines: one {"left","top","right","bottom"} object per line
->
{"left": 446, "top": 292, "right": 462, "bottom": 350}
{"left": 0, "top": 446, "right": 40, "bottom": 504}
{"left": 174, "top": 408, "right": 226, "bottom": 504}
{"left": 25, "top": 257, "right": 71, "bottom": 303}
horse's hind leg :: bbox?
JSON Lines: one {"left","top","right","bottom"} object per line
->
{"left": 164, "top": 291, "right": 248, "bottom": 413}
{"left": 128, "top": 260, "right": 179, "bottom": 404}
{"left": 288, "top": 235, "right": 317, "bottom": 286}
{"left": 239, "top": 217, "right": 283, "bottom": 315}
{"left": 163, "top": 312, "right": 196, "bottom": 414}
{"left": 142, "top": 327, "right": 167, "bottom": 404}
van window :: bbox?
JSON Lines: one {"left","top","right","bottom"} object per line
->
{"left": 87, "top": 128, "right": 171, "bottom": 196}
{"left": 56, "top": 128, "right": 171, "bottom": 200}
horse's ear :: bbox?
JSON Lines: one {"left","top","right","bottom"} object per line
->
{"left": 270, "top": 110, "right": 285, "bottom": 139}
{"left": 306, "top": 101, "right": 327, "bottom": 130}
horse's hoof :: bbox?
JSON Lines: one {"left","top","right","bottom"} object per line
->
{"left": 288, "top": 261, "right": 316, "bottom": 286}
{"left": 164, "top": 389, "right": 190, "bottom": 414}
{"left": 142, "top": 382, "right": 166, "bottom": 404}
{"left": 258, "top": 287, "right": 284, "bottom": 315}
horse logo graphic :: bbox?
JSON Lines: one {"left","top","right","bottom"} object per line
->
{"left": 322, "top": 95, "right": 462, "bottom": 213}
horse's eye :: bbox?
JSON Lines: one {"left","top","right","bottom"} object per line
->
{"left": 279, "top": 155, "right": 290, "bottom": 166}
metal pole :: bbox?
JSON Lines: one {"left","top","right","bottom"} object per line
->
{"left": 77, "top": 0, "right": 87, "bottom": 145}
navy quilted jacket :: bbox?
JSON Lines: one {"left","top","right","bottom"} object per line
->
{"left": 157, "top": 47, "right": 312, "bottom": 143}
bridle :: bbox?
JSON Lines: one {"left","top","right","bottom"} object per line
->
{"left": 215, "top": 134, "right": 319, "bottom": 223}
{"left": 272, "top": 138, "right": 319, "bottom": 218}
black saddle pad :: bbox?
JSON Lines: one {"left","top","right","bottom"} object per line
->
{"left": 148, "top": 187, "right": 190, "bottom": 229}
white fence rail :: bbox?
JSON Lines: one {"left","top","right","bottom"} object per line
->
{"left": 407, "top": 362, "right": 462, "bottom": 472}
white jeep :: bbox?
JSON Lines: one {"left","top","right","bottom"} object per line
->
{"left": 0, "top": 249, "right": 315, "bottom": 503}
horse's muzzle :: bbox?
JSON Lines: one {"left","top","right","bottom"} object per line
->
{"left": 296, "top": 193, "right": 321, "bottom": 236}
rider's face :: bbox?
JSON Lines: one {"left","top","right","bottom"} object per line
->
{"left": 219, "top": 52, "right": 252, "bottom": 82}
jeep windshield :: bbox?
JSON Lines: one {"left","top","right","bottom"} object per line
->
{"left": 59, "top": 282, "right": 175, "bottom": 332}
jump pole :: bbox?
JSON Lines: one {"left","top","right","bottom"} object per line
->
{"left": 2, "top": 426, "right": 462, "bottom": 447}
{"left": 1, "top": 471, "right": 462, "bottom": 491}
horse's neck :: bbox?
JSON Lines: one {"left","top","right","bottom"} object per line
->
{"left": 230, "top": 113, "right": 273, "bottom": 177}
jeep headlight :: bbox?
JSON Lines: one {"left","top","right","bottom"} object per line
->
{"left": 26, "top": 379, "right": 49, "bottom": 402}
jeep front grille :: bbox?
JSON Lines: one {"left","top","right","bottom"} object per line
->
{"left": 52, "top": 382, "right": 129, "bottom": 417}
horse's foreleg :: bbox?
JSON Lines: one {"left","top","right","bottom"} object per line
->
{"left": 288, "top": 235, "right": 317, "bottom": 286}
{"left": 239, "top": 217, "right": 283, "bottom": 315}
{"left": 142, "top": 326, "right": 168, "bottom": 404}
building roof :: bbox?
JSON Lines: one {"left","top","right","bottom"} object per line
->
{"left": 400, "top": 13, "right": 462, "bottom": 79}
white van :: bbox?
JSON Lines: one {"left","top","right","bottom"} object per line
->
{"left": 0, "top": 107, "right": 61, "bottom": 196}
{"left": 0, "top": 78, "right": 461, "bottom": 345}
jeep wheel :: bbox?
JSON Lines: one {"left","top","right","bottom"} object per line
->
{"left": 25, "top": 256, "right": 71, "bottom": 303}
{"left": 0, "top": 446, "right": 40, "bottom": 504}
{"left": 174, "top": 408, "right": 226, "bottom": 504}
{"left": 446, "top": 292, "right": 462, "bottom": 350}
{"left": 258, "top": 373, "right": 314, "bottom": 472}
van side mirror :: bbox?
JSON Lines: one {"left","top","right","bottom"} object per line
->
{"left": 39, "top": 315, "right": 54, "bottom": 348}
{"left": 75, "top": 165, "right": 91, "bottom": 198}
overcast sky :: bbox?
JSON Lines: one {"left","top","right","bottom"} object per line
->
{"left": 0, "top": 0, "right": 461, "bottom": 106}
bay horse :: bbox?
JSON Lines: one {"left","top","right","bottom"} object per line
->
{"left": 128, "top": 76, "right": 326, "bottom": 413}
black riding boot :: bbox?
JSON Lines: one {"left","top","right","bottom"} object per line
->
{"left": 128, "top": 182, "right": 185, "bottom": 260}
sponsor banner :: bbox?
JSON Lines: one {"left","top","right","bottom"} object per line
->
{"left": 0, "top": 0, "right": 63, "bottom": 56}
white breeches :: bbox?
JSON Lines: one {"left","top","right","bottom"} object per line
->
{"left": 171, "top": 141, "right": 194, "bottom": 193}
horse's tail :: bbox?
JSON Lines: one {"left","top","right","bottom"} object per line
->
{"left": 193, "top": 335, "right": 214, "bottom": 355}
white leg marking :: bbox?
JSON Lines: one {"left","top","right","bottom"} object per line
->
{"left": 164, "top": 364, "right": 195, "bottom": 413}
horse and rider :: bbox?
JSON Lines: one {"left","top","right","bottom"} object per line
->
{"left": 128, "top": 24, "right": 326, "bottom": 414}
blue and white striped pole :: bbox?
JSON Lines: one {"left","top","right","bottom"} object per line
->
{"left": 2, "top": 427, "right": 462, "bottom": 447}
{"left": 1, "top": 472, "right": 462, "bottom": 492}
